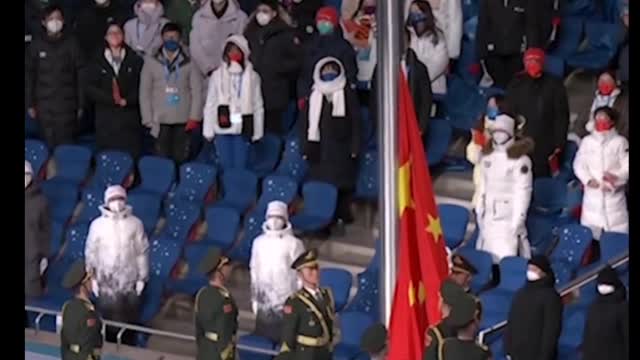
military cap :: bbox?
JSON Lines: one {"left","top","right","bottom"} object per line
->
{"left": 451, "top": 254, "right": 478, "bottom": 275}
{"left": 291, "top": 249, "right": 319, "bottom": 270}
{"left": 198, "top": 247, "right": 230, "bottom": 274}
{"left": 446, "top": 293, "right": 478, "bottom": 329}
{"left": 360, "top": 323, "right": 387, "bottom": 354}
{"left": 441, "top": 279, "right": 467, "bottom": 306}
{"left": 62, "top": 260, "right": 89, "bottom": 289}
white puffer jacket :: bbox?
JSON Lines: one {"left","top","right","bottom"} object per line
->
{"left": 405, "top": 0, "right": 463, "bottom": 59}
{"left": 408, "top": 28, "right": 449, "bottom": 95}
{"left": 85, "top": 205, "right": 149, "bottom": 297}
{"left": 573, "top": 129, "right": 629, "bottom": 237}
{"left": 249, "top": 222, "right": 305, "bottom": 315}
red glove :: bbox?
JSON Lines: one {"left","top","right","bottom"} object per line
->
{"left": 185, "top": 120, "right": 200, "bottom": 132}
{"left": 468, "top": 63, "right": 482, "bottom": 76}
{"left": 297, "top": 97, "right": 307, "bottom": 111}
{"left": 548, "top": 148, "right": 561, "bottom": 176}
{"left": 552, "top": 17, "right": 561, "bottom": 27}
{"left": 472, "top": 129, "right": 486, "bottom": 146}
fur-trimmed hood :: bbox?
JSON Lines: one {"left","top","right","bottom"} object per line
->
{"left": 482, "top": 137, "right": 535, "bottom": 159}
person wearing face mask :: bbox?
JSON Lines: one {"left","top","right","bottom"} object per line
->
{"left": 475, "top": 113, "right": 533, "bottom": 263}
{"left": 302, "top": 57, "right": 361, "bottom": 233}
{"left": 505, "top": 48, "right": 569, "bottom": 178}
{"left": 203, "top": 35, "right": 264, "bottom": 170}
{"left": 405, "top": 0, "right": 449, "bottom": 95}
{"left": 581, "top": 71, "right": 628, "bottom": 138}
{"left": 25, "top": 160, "right": 51, "bottom": 300}
{"left": 581, "top": 265, "right": 628, "bottom": 360}
{"left": 26, "top": 5, "right": 86, "bottom": 149}
{"left": 504, "top": 255, "right": 562, "bottom": 360}
{"left": 86, "top": 22, "right": 144, "bottom": 160}
{"left": 342, "top": 0, "right": 378, "bottom": 88}
{"left": 278, "top": 249, "right": 336, "bottom": 360}
{"left": 190, "top": 0, "right": 249, "bottom": 78}
{"left": 360, "top": 323, "right": 388, "bottom": 360}
{"left": 140, "top": 22, "right": 204, "bottom": 164}
{"left": 250, "top": 201, "right": 305, "bottom": 342}
{"left": 165, "top": 0, "right": 207, "bottom": 44}
{"left": 84, "top": 185, "right": 149, "bottom": 345}
{"left": 195, "top": 247, "right": 239, "bottom": 360}
{"left": 244, "top": 0, "right": 302, "bottom": 136}
{"left": 573, "top": 106, "right": 629, "bottom": 240}
{"left": 280, "top": 0, "right": 323, "bottom": 43}
{"left": 124, "top": 0, "right": 170, "bottom": 57}
{"left": 403, "top": 0, "right": 462, "bottom": 61}
{"left": 296, "top": 6, "right": 357, "bottom": 108}
{"left": 436, "top": 292, "right": 491, "bottom": 360}
{"left": 73, "top": 0, "right": 128, "bottom": 59}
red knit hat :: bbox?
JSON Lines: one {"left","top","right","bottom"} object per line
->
{"left": 523, "top": 48, "right": 545, "bottom": 63}
{"left": 316, "top": 6, "right": 339, "bottom": 26}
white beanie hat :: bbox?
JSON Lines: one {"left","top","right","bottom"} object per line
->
{"left": 104, "top": 185, "right": 127, "bottom": 204}
{"left": 266, "top": 200, "right": 288, "bottom": 220}
{"left": 25, "top": 160, "right": 33, "bottom": 175}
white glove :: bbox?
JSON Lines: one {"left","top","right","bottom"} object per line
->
{"left": 91, "top": 279, "right": 100, "bottom": 297}
{"left": 39, "top": 258, "right": 48, "bottom": 275}
{"left": 135, "top": 281, "right": 146, "bottom": 296}
{"left": 252, "top": 301, "right": 258, "bottom": 315}
{"left": 55, "top": 315, "right": 63, "bottom": 334}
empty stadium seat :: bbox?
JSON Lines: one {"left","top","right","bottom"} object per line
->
{"left": 170, "top": 162, "right": 217, "bottom": 205}
{"left": 166, "top": 243, "right": 210, "bottom": 296}
{"left": 203, "top": 207, "right": 241, "bottom": 250}
{"left": 25, "top": 139, "right": 49, "bottom": 179}
{"left": 274, "top": 137, "right": 309, "bottom": 184}
{"left": 550, "top": 224, "right": 593, "bottom": 285}
{"left": 320, "top": 268, "right": 353, "bottom": 312}
{"left": 133, "top": 156, "right": 176, "bottom": 198}
{"left": 49, "top": 220, "right": 65, "bottom": 258}
{"left": 344, "top": 251, "right": 380, "bottom": 319}
{"left": 360, "top": 106, "right": 376, "bottom": 152}
{"left": 86, "top": 150, "right": 134, "bottom": 190}
{"left": 128, "top": 193, "right": 162, "bottom": 235}
{"left": 557, "top": 307, "right": 586, "bottom": 360}
{"left": 217, "top": 169, "right": 258, "bottom": 213}
{"left": 549, "top": 17, "right": 585, "bottom": 59}
{"left": 139, "top": 238, "right": 183, "bottom": 323}
{"left": 333, "top": 312, "right": 375, "bottom": 360}
{"left": 557, "top": 141, "right": 580, "bottom": 182}
{"left": 578, "top": 232, "right": 629, "bottom": 277}
{"left": 442, "top": 75, "right": 486, "bottom": 130}
{"left": 425, "top": 117, "right": 453, "bottom": 166}
{"left": 567, "top": 20, "right": 624, "bottom": 70}
{"left": 438, "top": 204, "right": 470, "bottom": 249}
{"left": 42, "top": 183, "right": 79, "bottom": 223}
{"left": 532, "top": 177, "right": 568, "bottom": 215}
{"left": 291, "top": 181, "right": 338, "bottom": 232}
{"left": 454, "top": 248, "right": 494, "bottom": 294}
{"left": 227, "top": 212, "right": 264, "bottom": 264}
{"left": 544, "top": 54, "right": 565, "bottom": 78}
{"left": 248, "top": 134, "right": 282, "bottom": 178}
{"left": 156, "top": 201, "right": 201, "bottom": 244}
{"left": 47, "top": 145, "right": 92, "bottom": 185}
{"left": 479, "top": 256, "right": 528, "bottom": 329}
{"left": 355, "top": 150, "right": 378, "bottom": 201}
{"left": 255, "top": 175, "right": 298, "bottom": 211}
{"left": 75, "top": 188, "right": 104, "bottom": 224}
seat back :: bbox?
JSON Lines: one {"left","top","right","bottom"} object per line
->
{"left": 600, "top": 232, "right": 629, "bottom": 261}
{"left": 275, "top": 137, "right": 309, "bottom": 183}
{"left": 53, "top": 145, "right": 92, "bottom": 183}
{"left": 497, "top": 256, "right": 528, "bottom": 291}
{"left": 25, "top": 139, "right": 49, "bottom": 178}
{"left": 550, "top": 224, "right": 593, "bottom": 266}
{"left": 161, "top": 202, "right": 201, "bottom": 242}
{"left": 454, "top": 248, "right": 493, "bottom": 292}
{"left": 337, "top": 312, "right": 375, "bottom": 347}
{"left": 585, "top": 20, "right": 624, "bottom": 52}
{"left": 257, "top": 175, "right": 298, "bottom": 209}
{"left": 222, "top": 169, "right": 258, "bottom": 206}
{"left": 128, "top": 193, "right": 162, "bottom": 234}
{"left": 550, "top": 17, "right": 585, "bottom": 58}
{"left": 92, "top": 150, "right": 134, "bottom": 189}
{"left": 426, "top": 118, "right": 453, "bottom": 166}
{"left": 301, "top": 182, "right": 338, "bottom": 220}
{"left": 149, "top": 237, "right": 182, "bottom": 280}
{"left": 205, "top": 207, "right": 241, "bottom": 249}
{"left": 532, "top": 177, "right": 568, "bottom": 214}
{"left": 175, "top": 162, "right": 217, "bottom": 203}
{"left": 77, "top": 188, "right": 104, "bottom": 224}
{"left": 438, "top": 204, "right": 470, "bottom": 249}
{"left": 355, "top": 150, "right": 379, "bottom": 200}
{"left": 320, "top": 268, "right": 353, "bottom": 312}
{"left": 138, "top": 156, "right": 176, "bottom": 196}
{"left": 63, "top": 224, "right": 90, "bottom": 261}
{"left": 248, "top": 134, "right": 282, "bottom": 177}
{"left": 49, "top": 220, "right": 66, "bottom": 258}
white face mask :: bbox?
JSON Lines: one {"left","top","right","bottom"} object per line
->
{"left": 256, "top": 12, "right": 273, "bottom": 26}
{"left": 228, "top": 61, "right": 243, "bottom": 74}
{"left": 95, "top": 0, "right": 109, "bottom": 5}
{"left": 597, "top": 284, "right": 615, "bottom": 295}
{"left": 140, "top": 2, "right": 157, "bottom": 12}
{"left": 109, "top": 199, "right": 126, "bottom": 213}
{"left": 46, "top": 19, "right": 63, "bottom": 34}
{"left": 25, "top": 174, "right": 33, "bottom": 189}
{"left": 491, "top": 131, "right": 512, "bottom": 146}
{"left": 267, "top": 217, "right": 286, "bottom": 231}
{"left": 526, "top": 270, "right": 541, "bottom": 282}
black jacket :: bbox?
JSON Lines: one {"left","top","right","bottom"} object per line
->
{"left": 285, "top": 0, "right": 323, "bottom": 42}
{"left": 73, "top": 1, "right": 129, "bottom": 59}
{"left": 25, "top": 184, "right": 50, "bottom": 298}
{"left": 27, "top": 31, "right": 86, "bottom": 125}
{"left": 85, "top": 46, "right": 144, "bottom": 159}
{"left": 582, "top": 286, "right": 629, "bottom": 360}
{"left": 505, "top": 72, "right": 569, "bottom": 177}
{"left": 476, "top": 0, "right": 539, "bottom": 58}
{"left": 245, "top": 18, "right": 302, "bottom": 111}
{"left": 504, "top": 275, "right": 563, "bottom": 360}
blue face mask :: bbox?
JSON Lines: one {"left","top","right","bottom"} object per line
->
{"left": 317, "top": 22, "right": 334, "bottom": 35}
{"left": 320, "top": 72, "right": 339, "bottom": 82}
{"left": 163, "top": 39, "right": 180, "bottom": 52}
{"left": 486, "top": 106, "right": 500, "bottom": 120}
{"left": 409, "top": 12, "right": 427, "bottom": 25}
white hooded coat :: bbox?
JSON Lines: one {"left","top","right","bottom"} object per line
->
{"left": 249, "top": 222, "right": 305, "bottom": 315}
{"left": 573, "top": 129, "right": 629, "bottom": 237}
{"left": 85, "top": 205, "right": 150, "bottom": 298}
{"left": 124, "top": 1, "right": 170, "bottom": 56}
{"left": 405, "top": 0, "right": 463, "bottom": 59}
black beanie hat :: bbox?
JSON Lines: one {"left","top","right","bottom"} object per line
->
{"left": 259, "top": 0, "right": 279, "bottom": 11}
{"left": 596, "top": 265, "right": 623, "bottom": 288}
{"left": 528, "top": 255, "right": 553, "bottom": 275}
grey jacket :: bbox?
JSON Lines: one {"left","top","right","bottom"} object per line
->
{"left": 140, "top": 47, "right": 204, "bottom": 138}
{"left": 25, "top": 184, "right": 50, "bottom": 298}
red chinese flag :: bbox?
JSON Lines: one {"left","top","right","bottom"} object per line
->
{"left": 387, "top": 71, "right": 450, "bottom": 359}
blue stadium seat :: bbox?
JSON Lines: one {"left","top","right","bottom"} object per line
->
{"left": 25, "top": 139, "right": 49, "bottom": 179}
{"left": 557, "top": 141, "right": 580, "bottom": 182}
{"left": 25, "top": 114, "right": 40, "bottom": 139}
{"left": 425, "top": 118, "right": 453, "bottom": 166}
{"left": 333, "top": 312, "right": 375, "bottom": 360}
{"left": 170, "top": 162, "right": 217, "bottom": 205}
{"left": 281, "top": 101, "right": 297, "bottom": 135}
{"left": 438, "top": 204, "right": 469, "bottom": 249}
{"left": 128, "top": 193, "right": 162, "bottom": 235}
{"left": 557, "top": 307, "right": 586, "bottom": 360}
{"left": 49, "top": 220, "right": 66, "bottom": 258}
{"left": 139, "top": 238, "right": 182, "bottom": 323}
{"left": 532, "top": 177, "right": 568, "bottom": 215}
{"left": 567, "top": 20, "right": 624, "bottom": 70}
{"left": 320, "top": 268, "right": 353, "bottom": 312}
{"left": 479, "top": 256, "right": 528, "bottom": 329}
{"left": 133, "top": 156, "right": 176, "bottom": 199}
{"left": 454, "top": 248, "right": 494, "bottom": 294}
{"left": 157, "top": 201, "right": 201, "bottom": 244}
{"left": 323, "top": 0, "right": 342, "bottom": 13}
{"left": 203, "top": 207, "right": 241, "bottom": 250}
{"left": 549, "top": 17, "right": 585, "bottom": 59}
{"left": 166, "top": 243, "right": 210, "bottom": 296}
{"left": 238, "top": 334, "right": 276, "bottom": 360}
{"left": 550, "top": 224, "right": 593, "bottom": 285}
{"left": 442, "top": 75, "right": 486, "bottom": 130}
{"left": 64, "top": 223, "right": 90, "bottom": 261}
{"left": 562, "top": 0, "right": 596, "bottom": 17}
{"left": 41, "top": 183, "right": 79, "bottom": 223}
{"left": 47, "top": 145, "right": 92, "bottom": 185}
{"left": 343, "top": 246, "right": 380, "bottom": 319}
{"left": 255, "top": 175, "right": 298, "bottom": 211}
{"left": 291, "top": 181, "right": 338, "bottom": 232}
{"left": 248, "top": 134, "right": 282, "bottom": 178}
{"left": 462, "top": 0, "right": 479, "bottom": 22}
{"left": 75, "top": 188, "right": 104, "bottom": 224}
{"left": 274, "top": 137, "right": 309, "bottom": 184}
{"left": 544, "top": 54, "right": 565, "bottom": 78}
{"left": 86, "top": 150, "right": 134, "bottom": 190}
{"left": 577, "top": 231, "right": 629, "bottom": 276}
{"left": 360, "top": 106, "right": 376, "bottom": 152}
{"left": 217, "top": 169, "right": 258, "bottom": 213}
{"left": 355, "top": 151, "right": 379, "bottom": 201}
{"left": 455, "top": 38, "right": 482, "bottom": 86}
{"left": 227, "top": 212, "right": 264, "bottom": 264}
{"left": 194, "top": 140, "right": 218, "bottom": 166}
{"left": 525, "top": 213, "right": 570, "bottom": 256}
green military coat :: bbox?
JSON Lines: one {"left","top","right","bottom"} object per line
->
{"left": 60, "top": 298, "right": 103, "bottom": 360}
{"left": 438, "top": 338, "right": 492, "bottom": 360}
{"left": 195, "top": 285, "right": 239, "bottom": 360}
{"left": 424, "top": 320, "right": 456, "bottom": 360}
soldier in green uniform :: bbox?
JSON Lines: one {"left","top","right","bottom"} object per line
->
{"left": 194, "top": 247, "right": 239, "bottom": 360}
{"left": 438, "top": 293, "right": 492, "bottom": 360}
{"left": 360, "top": 323, "right": 388, "bottom": 359}
{"left": 60, "top": 260, "right": 103, "bottom": 360}
{"left": 449, "top": 254, "right": 478, "bottom": 293}
{"left": 423, "top": 279, "right": 468, "bottom": 360}
{"left": 278, "top": 249, "right": 337, "bottom": 360}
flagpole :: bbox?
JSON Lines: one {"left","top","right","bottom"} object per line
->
{"left": 377, "top": 0, "right": 402, "bottom": 326}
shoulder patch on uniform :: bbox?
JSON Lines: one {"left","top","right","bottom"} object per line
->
{"left": 283, "top": 305, "right": 293, "bottom": 314}
{"left": 86, "top": 317, "right": 96, "bottom": 327}
{"left": 520, "top": 165, "right": 529, "bottom": 174}
{"left": 223, "top": 304, "right": 233, "bottom": 313}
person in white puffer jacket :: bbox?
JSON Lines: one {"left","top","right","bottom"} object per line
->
{"left": 573, "top": 106, "right": 629, "bottom": 240}
{"left": 405, "top": 0, "right": 462, "bottom": 60}
{"left": 84, "top": 185, "right": 149, "bottom": 344}
{"left": 476, "top": 113, "right": 533, "bottom": 263}
{"left": 249, "top": 200, "right": 305, "bottom": 342}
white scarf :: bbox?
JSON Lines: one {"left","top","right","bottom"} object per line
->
{"left": 308, "top": 58, "right": 347, "bottom": 142}
{"left": 217, "top": 61, "right": 254, "bottom": 116}
{"left": 104, "top": 48, "right": 126, "bottom": 74}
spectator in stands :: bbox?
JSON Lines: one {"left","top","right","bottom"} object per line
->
{"left": 73, "top": 0, "right": 128, "bottom": 59}
{"left": 296, "top": 6, "right": 357, "bottom": 108}
{"left": 190, "top": 0, "right": 249, "bottom": 78}
{"left": 582, "top": 265, "right": 628, "bottom": 360}
{"left": 26, "top": 5, "right": 85, "bottom": 149}
{"left": 124, "top": 0, "right": 170, "bottom": 57}
{"left": 300, "top": 57, "right": 361, "bottom": 233}
{"left": 405, "top": 0, "right": 449, "bottom": 95}
{"left": 581, "top": 71, "right": 628, "bottom": 138}
{"left": 505, "top": 48, "right": 569, "bottom": 178}
{"left": 250, "top": 201, "right": 305, "bottom": 342}
{"left": 504, "top": 255, "right": 562, "bottom": 360}
{"left": 85, "top": 185, "right": 149, "bottom": 345}
{"left": 343, "top": 0, "right": 378, "bottom": 89}
{"left": 86, "top": 22, "right": 144, "bottom": 159}
{"left": 140, "top": 22, "right": 204, "bottom": 164}
{"left": 25, "top": 160, "right": 50, "bottom": 300}
{"left": 475, "top": 113, "right": 533, "bottom": 262}
{"left": 573, "top": 106, "right": 629, "bottom": 240}
{"left": 360, "top": 323, "right": 388, "bottom": 359}
{"left": 406, "top": 0, "right": 462, "bottom": 61}
{"left": 165, "top": 0, "right": 205, "bottom": 44}
{"left": 618, "top": 2, "right": 628, "bottom": 85}
{"left": 280, "top": 0, "right": 323, "bottom": 42}
{"left": 203, "top": 35, "right": 264, "bottom": 169}
{"left": 245, "top": 0, "right": 303, "bottom": 136}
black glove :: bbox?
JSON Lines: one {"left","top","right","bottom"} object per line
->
{"left": 304, "top": 141, "right": 321, "bottom": 162}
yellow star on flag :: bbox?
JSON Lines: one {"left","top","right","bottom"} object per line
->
{"left": 408, "top": 280, "right": 416, "bottom": 307}
{"left": 408, "top": 281, "right": 427, "bottom": 307}
{"left": 398, "top": 160, "right": 413, "bottom": 215}
{"left": 426, "top": 214, "right": 443, "bottom": 243}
